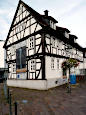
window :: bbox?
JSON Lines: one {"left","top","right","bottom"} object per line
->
{"left": 50, "top": 21, "right": 54, "bottom": 28}
{"left": 30, "top": 59, "right": 35, "bottom": 71}
{"left": 64, "top": 31, "right": 69, "bottom": 38}
{"left": 50, "top": 21, "right": 56, "bottom": 30}
{"left": 57, "top": 59, "right": 59, "bottom": 69}
{"left": 63, "top": 68, "right": 67, "bottom": 76}
{"left": 53, "top": 38, "right": 55, "bottom": 47}
{"left": 13, "top": 64, "right": 16, "bottom": 72}
{"left": 51, "top": 58, "right": 55, "bottom": 69}
{"left": 85, "top": 52, "right": 86, "bottom": 57}
{"left": 52, "top": 37, "right": 55, "bottom": 47}
{"left": 53, "top": 23, "right": 56, "bottom": 29}
{"left": 16, "top": 46, "right": 26, "bottom": 69}
{"left": 30, "top": 37, "right": 34, "bottom": 48}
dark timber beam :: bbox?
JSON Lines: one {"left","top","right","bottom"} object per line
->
{"left": 41, "top": 33, "right": 46, "bottom": 80}
{"left": 26, "top": 60, "right": 28, "bottom": 80}
{"left": 4, "top": 29, "right": 43, "bottom": 49}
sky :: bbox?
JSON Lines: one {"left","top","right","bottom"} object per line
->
{"left": 0, "top": 0, "right": 86, "bottom": 47}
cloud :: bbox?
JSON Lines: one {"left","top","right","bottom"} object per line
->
{"left": 0, "top": 0, "right": 86, "bottom": 47}
{"left": 57, "top": 0, "right": 86, "bottom": 47}
{"left": 0, "top": 0, "right": 17, "bottom": 40}
{"left": 0, "top": 9, "right": 14, "bottom": 40}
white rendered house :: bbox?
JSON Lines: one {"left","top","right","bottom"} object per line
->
{"left": 4, "top": 0, "right": 84, "bottom": 90}
{"left": 0, "top": 40, "right": 8, "bottom": 79}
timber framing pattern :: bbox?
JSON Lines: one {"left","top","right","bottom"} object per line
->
{"left": 4, "top": 0, "right": 84, "bottom": 81}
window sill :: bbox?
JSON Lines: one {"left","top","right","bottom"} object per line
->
{"left": 16, "top": 68, "right": 27, "bottom": 73}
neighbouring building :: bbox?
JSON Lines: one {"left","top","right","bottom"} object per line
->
{"left": 3, "top": 0, "right": 84, "bottom": 90}
{"left": 0, "top": 40, "right": 8, "bottom": 81}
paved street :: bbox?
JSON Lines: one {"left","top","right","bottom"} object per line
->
{"left": 0, "top": 81, "right": 86, "bottom": 115}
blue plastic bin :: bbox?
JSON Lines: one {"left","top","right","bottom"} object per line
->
{"left": 69, "top": 74, "right": 76, "bottom": 84}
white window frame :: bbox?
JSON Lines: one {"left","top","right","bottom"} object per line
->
{"left": 57, "top": 59, "right": 59, "bottom": 69}
{"left": 52, "top": 37, "right": 55, "bottom": 47}
{"left": 51, "top": 58, "right": 55, "bottom": 69}
{"left": 30, "top": 59, "right": 35, "bottom": 71}
{"left": 29, "top": 37, "right": 34, "bottom": 49}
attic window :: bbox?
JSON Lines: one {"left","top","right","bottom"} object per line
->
{"left": 64, "top": 31, "right": 69, "bottom": 38}
{"left": 74, "top": 38, "right": 76, "bottom": 43}
{"left": 85, "top": 52, "right": 86, "bottom": 57}
{"left": 50, "top": 21, "right": 56, "bottom": 30}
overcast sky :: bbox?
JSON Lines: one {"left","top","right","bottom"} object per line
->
{"left": 0, "top": 0, "right": 86, "bottom": 47}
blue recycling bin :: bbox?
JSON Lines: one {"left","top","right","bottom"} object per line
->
{"left": 69, "top": 74, "right": 76, "bottom": 84}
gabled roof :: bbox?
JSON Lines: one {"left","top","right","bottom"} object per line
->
{"left": 43, "top": 27, "right": 83, "bottom": 51}
{"left": 4, "top": 0, "right": 83, "bottom": 52}
{"left": 21, "top": 1, "right": 47, "bottom": 26}
{"left": 42, "top": 15, "right": 58, "bottom": 23}
{"left": 4, "top": 0, "right": 48, "bottom": 48}
{"left": 56, "top": 26, "right": 70, "bottom": 33}
{"left": 69, "top": 34, "right": 78, "bottom": 39}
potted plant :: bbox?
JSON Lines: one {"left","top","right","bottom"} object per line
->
{"left": 62, "top": 58, "right": 79, "bottom": 75}
{"left": 61, "top": 58, "right": 79, "bottom": 92}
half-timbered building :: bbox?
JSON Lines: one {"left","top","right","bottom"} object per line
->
{"left": 4, "top": 0, "right": 84, "bottom": 90}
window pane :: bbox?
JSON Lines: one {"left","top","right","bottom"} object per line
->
{"left": 16, "top": 49, "right": 20, "bottom": 69}
{"left": 16, "top": 46, "right": 26, "bottom": 69}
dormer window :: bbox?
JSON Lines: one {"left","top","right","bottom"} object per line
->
{"left": 54, "top": 24, "right": 56, "bottom": 30}
{"left": 85, "top": 52, "right": 86, "bottom": 57}
{"left": 74, "top": 38, "right": 76, "bottom": 43}
{"left": 50, "top": 21, "right": 53, "bottom": 28}
{"left": 50, "top": 20, "right": 56, "bottom": 30}
{"left": 64, "top": 31, "right": 69, "bottom": 38}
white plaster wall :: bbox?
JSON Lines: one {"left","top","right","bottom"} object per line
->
{"left": 83, "top": 58, "right": 86, "bottom": 68}
{"left": 78, "top": 62, "right": 84, "bottom": 69}
{"left": 46, "top": 78, "right": 68, "bottom": 89}
{"left": 31, "top": 18, "right": 36, "bottom": 24}
{"left": 45, "top": 56, "right": 68, "bottom": 88}
{"left": 35, "top": 24, "right": 42, "bottom": 32}
{"left": 45, "top": 56, "right": 64, "bottom": 79}
{"left": 16, "top": 40, "right": 26, "bottom": 49}
{"left": 7, "top": 78, "right": 68, "bottom": 90}
{"left": 7, "top": 79, "right": 47, "bottom": 90}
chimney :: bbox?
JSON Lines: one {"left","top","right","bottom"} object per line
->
{"left": 44, "top": 10, "right": 49, "bottom": 16}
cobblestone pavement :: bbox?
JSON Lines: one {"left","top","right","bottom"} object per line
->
{"left": 0, "top": 83, "right": 9, "bottom": 115}
{"left": 0, "top": 82, "right": 86, "bottom": 115}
